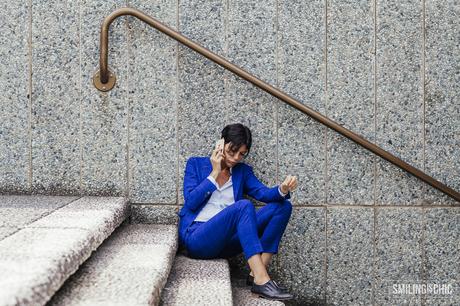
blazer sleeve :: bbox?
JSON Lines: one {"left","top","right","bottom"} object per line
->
{"left": 243, "top": 164, "right": 291, "bottom": 203}
{"left": 183, "top": 157, "right": 217, "bottom": 212}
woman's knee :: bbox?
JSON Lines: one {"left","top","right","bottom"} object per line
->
{"left": 235, "top": 199, "right": 255, "bottom": 211}
{"left": 279, "top": 199, "right": 292, "bottom": 216}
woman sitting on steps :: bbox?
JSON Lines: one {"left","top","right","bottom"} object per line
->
{"left": 178, "top": 123, "right": 298, "bottom": 301}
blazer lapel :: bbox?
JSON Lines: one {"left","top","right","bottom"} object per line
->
{"left": 202, "top": 157, "right": 213, "bottom": 180}
{"left": 232, "top": 164, "right": 243, "bottom": 201}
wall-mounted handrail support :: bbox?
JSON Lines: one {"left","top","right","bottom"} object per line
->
{"left": 94, "top": 7, "right": 460, "bottom": 203}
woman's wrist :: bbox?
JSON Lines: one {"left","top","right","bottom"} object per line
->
{"left": 279, "top": 185, "right": 289, "bottom": 194}
{"left": 210, "top": 170, "right": 219, "bottom": 180}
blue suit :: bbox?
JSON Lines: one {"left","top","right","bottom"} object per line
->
{"left": 178, "top": 156, "right": 292, "bottom": 260}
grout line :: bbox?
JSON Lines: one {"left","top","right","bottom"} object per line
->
{"left": 422, "top": 0, "right": 428, "bottom": 203}
{"left": 78, "top": 0, "right": 83, "bottom": 196}
{"left": 77, "top": 201, "right": 460, "bottom": 209}
{"left": 124, "top": 202, "right": 453, "bottom": 207}
{"left": 2, "top": 227, "right": 20, "bottom": 242}
{"left": 126, "top": 0, "right": 131, "bottom": 199}
{"left": 373, "top": 0, "right": 377, "bottom": 206}
{"left": 130, "top": 203, "right": 183, "bottom": 207}
{"left": 324, "top": 206, "right": 328, "bottom": 303}
{"left": 373, "top": 206, "right": 377, "bottom": 306}
{"left": 421, "top": 206, "right": 427, "bottom": 306}
{"left": 176, "top": 0, "right": 180, "bottom": 205}
{"left": 276, "top": 203, "right": 457, "bottom": 208}
{"left": 28, "top": 0, "right": 33, "bottom": 193}
{"left": 0, "top": 228, "right": 23, "bottom": 243}
{"left": 224, "top": 0, "right": 229, "bottom": 123}
{"left": 275, "top": 0, "right": 279, "bottom": 187}
{"left": 324, "top": 0, "right": 329, "bottom": 206}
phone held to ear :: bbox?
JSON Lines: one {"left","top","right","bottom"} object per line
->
{"left": 215, "top": 138, "right": 224, "bottom": 151}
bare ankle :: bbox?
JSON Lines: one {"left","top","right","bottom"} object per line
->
{"left": 253, "top": 275, "right": 270, "bottom": 285}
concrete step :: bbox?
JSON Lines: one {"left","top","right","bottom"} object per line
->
{"left": 160, "top": 255, "right": 233, "bottom": 306}
{"left": 0, "top": 196, "right": 129, "bottom": 306}
{"left": 48, "top": 224, "right": 178, "bottom": 306}
{"left": 0, "top": 195, "right": 80, "bottom": 240}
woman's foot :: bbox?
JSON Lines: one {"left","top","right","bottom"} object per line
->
{"left": 246, "top": 274, "right": 288, "bottom": 292}
{"left": 251, "top": 280, "right": 293, "bottom": 301}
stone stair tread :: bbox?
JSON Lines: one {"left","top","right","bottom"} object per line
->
{"left": 232, "top": 286, "right": 285, "bottom": 306}
{"left": 0, "top": 195, "right": 79, "bottom": 231}
{"left": 160, "top": 255, "right": 233, "bottom": 306}
{"left": 47, "top": 224, "right": 178, "bottom": 306}
{"left": 0, "top": 196, "right": 129, "bottom": 306}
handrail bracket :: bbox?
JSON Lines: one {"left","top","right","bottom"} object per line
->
{"left": 93, "top": 69, "right": 116, "bottom": 92}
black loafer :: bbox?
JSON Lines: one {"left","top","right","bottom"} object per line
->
{"left": 246, "top": 274, "right": 288, "bottom": 292}
{"left": 251, "top": 280, "right": 293, "bottom": 301}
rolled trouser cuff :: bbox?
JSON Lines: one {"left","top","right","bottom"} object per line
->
{"left": 243, "top": 243, "right": 264, "bottom": 260}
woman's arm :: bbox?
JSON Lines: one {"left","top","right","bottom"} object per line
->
{"left": 243, "top": 164, "right": 290, "bottom": 202}
{"left": 183, "top": 157, "right": 217, "bottom": 212}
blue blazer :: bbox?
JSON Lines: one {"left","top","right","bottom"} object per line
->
{"left": 178, "top": 156, "right": 291, "bottom": 245}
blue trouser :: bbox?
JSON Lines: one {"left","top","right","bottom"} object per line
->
{"left": 184, "top": 199, "right": 292, "bottom": 260}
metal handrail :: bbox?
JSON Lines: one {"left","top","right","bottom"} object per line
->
{"left": 93, "top": 7, "right": 460, "bottom": 202}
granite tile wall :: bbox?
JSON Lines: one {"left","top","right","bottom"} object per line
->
{"left": 277, "top": 0, "right": 326, "bottom": 205}
{"left": 326, "top": 208, "right": 373, "bottom": 305}
{"left": 425, "top": 0, "right": 460, "bottom": 205}
{"left": 0, "top": 1, "right": 459, "bottom": 305}
{"left": 326, "top": 0, "right": 375, "bottom": 205}
{"left": 127, "top": 0, "right": 177, "bottom": 203}
{"left": 375, "top": 0, "right": 425, "bottom": 205}
{"left": 80, "top": 0, "right": 129, "bottom": 196}
{"left": 0, "top": 1, "right": 30, "bottom": 193}
{"left": 1, "top": 0, "right": 458, "bottom": 205}
{"left": 226, "top": 205, "right": 460, "bottom": 306}
{"left": 375, "top": 208, "right": 424, "bottom": 305}
{"left": 275, "top": 207, "right": 326, "bottom": 305}
{"left": 31, "top": 0, "right": 80, "bottom": 194}
{"left": 424, "top": 208, "right": 460, "bottom": 304}
{"left": 225, "top": 0, "right": 278, "bottom": 188}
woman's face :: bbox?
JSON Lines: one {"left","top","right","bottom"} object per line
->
{"left": 222, "top": 143, "right": 248, "bottom": 168}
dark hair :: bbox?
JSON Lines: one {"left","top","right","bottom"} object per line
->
{"left": 221, "top": 123, "right": 252, "bottom": 155}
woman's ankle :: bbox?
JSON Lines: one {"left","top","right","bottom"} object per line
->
{"left": 253, "top": 274, "right": 270, "bottom": 285}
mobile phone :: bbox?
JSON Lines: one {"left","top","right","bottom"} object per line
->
{"left": 215, "top": 138, "right": 224, "bottom": 151}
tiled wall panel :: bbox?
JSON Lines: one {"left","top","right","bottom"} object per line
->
{"left": 277, "top": 0, "right": 326, "bottom": 205}
{"left": 31, "top": 0, "right": 80, "bottom": 194}
{"left": 0, "top": 2, "right": 30, "bottom": 193}
{"left": 326, "top": 0, "right": 375, "bottom": 204}
{"left": 375, "top": 0, "right": 425, "bottom": 205}
{"left": 128, "top": 0, "right": 177, "bottom": 203}
{"left": 80, "top": 0, "right": 129, "bottom": 196}
{"left": 425, "top": 0, "right": 460, "bottom": 205}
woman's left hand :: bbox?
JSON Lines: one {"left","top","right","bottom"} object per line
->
{"left": 280, "top": 175, "right": 298, "bottom": 194}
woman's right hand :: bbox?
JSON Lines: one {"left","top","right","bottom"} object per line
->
{"left": 210, "top": 138, "right": 224, "bottom": 179}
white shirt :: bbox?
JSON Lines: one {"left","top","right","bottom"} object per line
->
{"left": 194, "top": 168, "right": 235, "bottom": 222}
{"left": 194, "top": 167, "right": 287, "bottom": 222}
